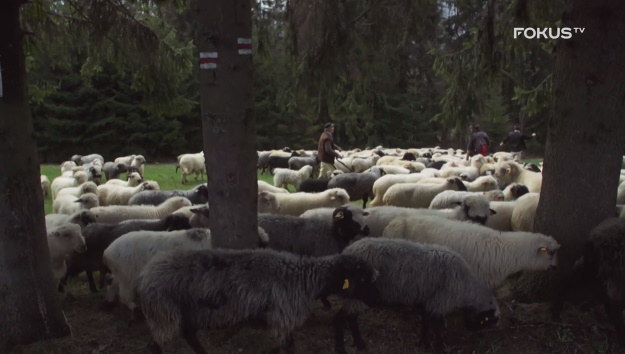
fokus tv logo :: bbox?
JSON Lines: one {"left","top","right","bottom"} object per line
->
{"left": 513, "top": 27, "right": 585, "bottom": 39}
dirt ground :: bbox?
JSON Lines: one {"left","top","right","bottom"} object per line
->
{"left": 8, "top": 277, "right": 622, "bottom": 354}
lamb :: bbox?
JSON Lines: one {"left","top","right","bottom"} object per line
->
{"left": 503, "top": 183, "right": 530, "bottom": 200}
{"left": 50, "top": 171, "right": 89, "bottom": 199}
{"left": 258, "top": 180, "right": 289, "bottom": 194}
{"left": 335, "top": 237, "right": 499, "bottom": 353}
{"left": 53, "top": 192, "right": 99, "bottom": 215}
{"left": 259, "top": 205, "right": 370, "bottom": 256}
{"left": 103, "top": 228, "right": 212, "bottom": 314}
{"left": 41, "top": 175, "right": 51, "bottom": 198}
{"left": 97, "top": 181, "right": 160, "bottom": 206}
{"left": 327, "top": 169, "right": 384, "bottom": 208}
{"left": 365, "top": 199, "right": 493, "bottom": 237}
{"left": 104, "top": 171, "right": 143, "bottom": 187}
{"left": 272, "top": 165, "right": 313, "bottom": 190}
{"left": 176, "top": 152, "right": 205, "bottom": 184}
{"left": 90, "top": 196, "right": 192, "bottom": 224}
{"left": 494, "top": 160, "right": 542, "bottom": 192}
{"left": 128, "top": 184, "right": 209, "bottom": 206}
{"left": 510, "top": 192, "right": 540, "bottom": 232}
{"left": 136, "top": 247, "right": 377, "bottom": 353}
{"left": 382, "top": 177, "right": 467, "bottom": 208}
{"left": 45, "top": 210, "right": 97, "bottom": 230}
{"left": 56, "top": 181, "right": 98, "bottom": 198}
{"left": 47, "top": 224, "right": 86, "bottom": 287}
{"left": 257, "top": 188, "right": 350, "bottom": 216}
{"left": 65, "top": 214, "right": 192, "bottom": 293}
{"left": 382, "top": 214, "right": 560, "bottom": 288}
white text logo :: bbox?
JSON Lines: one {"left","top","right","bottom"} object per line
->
{"left": 513, "top": 27, "right": 585, "bottom": 39}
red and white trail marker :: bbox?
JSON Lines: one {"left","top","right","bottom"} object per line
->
{"left": 237, "top": 38, "right": 252, "bottom": 55}
{"left": 199, "top": 52, "right": 218, "bottom": 69}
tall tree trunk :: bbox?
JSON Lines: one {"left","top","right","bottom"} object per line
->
{"left": 197, "top": 0, "right": 258, "bottom": 248}
{"left": 0, "top": 1, "right": 70, "bottom": 349}
{"left": 515, "top": 0, "right": 625, "bottom": 301}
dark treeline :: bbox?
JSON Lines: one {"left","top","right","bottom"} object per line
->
{"left": 26, "top": 0, "right": 557, "bottom": 162}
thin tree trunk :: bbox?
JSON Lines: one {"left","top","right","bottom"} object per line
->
{"left": 515, "top": 0, "right": 625, "bottom": 301}
{"left": 197, "top": 0, "right": 258, "bottom": 248}
{"left": 0, "top": 0, "right": 70, "bottom": 348}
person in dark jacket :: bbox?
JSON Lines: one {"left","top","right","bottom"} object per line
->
{"left": 500, "top": 124, "right": 536, "bottom": 160}
{"left": 465, "top": 124, "right": 490, "bottom": 160}
{"left": 316, "top": 123, "right": 342, "bottom": 178}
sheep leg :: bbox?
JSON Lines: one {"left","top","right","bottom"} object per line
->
{"left": 86, "top": 271, "right": 98, "bottom": 293}
{"left": 332, "top": 309, "right": 349, "bottom": 354}
{"left": 182, "top": 327, "right": 208, "bottom": 354}
{"left": 362, "top": 194, "right": 368, "bottom": 209}
{"left": 346, "top": 313, "right": 366, "bottom": 350}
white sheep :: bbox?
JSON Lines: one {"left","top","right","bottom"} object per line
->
{"left": 53, "top": 192, "right": 100, "bottom": 215}
{"left": 429, "top": 190, "right": 501, "bottom": 210}
{"left": 41, "top": 175, "right": 51, "bottom": 199}
{"left": 56, "top": 181, "right": 98, "bottom": 198}
{"left": 272, "top": 165, "right": 313, "bottom": 190}
{"left": 510, "top": 192, "right": 540, "bottom": 232}
{"left": 97, "top": 181, "right": 160, "bottom": 206}
{"left": 438, "top": 155, "right": 482, "bottom": 181}
{"left": 104, "top": 172, "right": 143, "bottom": 187}
{"left": 350, "top": 155, "right": 380, "bottom": 173}
{"left": 493, "top": 160, "right": 542, "bottom": 193}
{"left": 382, "top": 214, "right": 560, "bottom": 288}
{"left": 103, "top": 228, "right": 212, "bottom": 313}
{"left": 382, "top": 177, "right": 467, "bottom": 208}
{"left": 463, "top": 175, "right": 499, "bottom": 192}
{"left": 375, "top": 165, "right": 411, "bottom": 175}
{"left": 90, "top": 196, "right": 192, "bottom": 224}
{"left": 50, "top": 171, "right": 89, "bottom": 199}
{"left": 60, "top": 161, "right": 78, "bottom": 177}
{"left": 47, "top": 224, "right": 86, "bottom": 286}
{"left": 130, "top": 154, "right": 146, "bottom": 176}
{"left": 45, "top": 210, "right": 96, "bottom": 230}
{"left": 114, "top": 154, "right": 136, "bottom": 166}
{"left": 369, "top": 173, "right": 432, "bottom": 207}
{"left": 257, "top": 188, "right": 350, "bottom": 216}
{"left": 176, "top": 152, "right": 205, "bottom": 184}
{"left": 484, "top": 201, "right": 516, "bottom": 231}
{"left": 258, "top": 180, "right": 289, "bottom": 194}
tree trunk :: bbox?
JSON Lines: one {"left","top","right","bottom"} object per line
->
{"left": 0, "top": 1, "right": 70, "bottom": 349}
{"left": 514, "top": 0, "right": 625, "bottom": 301}
{"left": 197, "top": 0, "right": 258, "bottom": 248}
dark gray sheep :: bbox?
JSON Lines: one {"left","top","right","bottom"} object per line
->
{"left": 267, "top": 151, "right": 300, "bottom": 174}
{"left": 327, "top": 169, "right": 384, "bottom": 208}
{"left": 298, "top": 178, "right": 330, "bottom": 193}
{"left": 128, "top": 184, "right": 209, "bottom": 206}
{"left": 335, "top": 237, "right": 499, "bottom": 353}
{"left": 102, "top": 162, "right": 129, "bottom": 181}
{"left": 63, "top": 214, "right": 192, "bottom": 293}
{"left": 288, "top": 153, "right": 318, "bottom": 173}
{"left": 259, "top": 205, "right": 370, "bottom": 256}
{"left": 137, "top": 248, "right": 378, "bottom": 353}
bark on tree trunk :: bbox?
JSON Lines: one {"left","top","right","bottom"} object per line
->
{"left": 0, "top": 1, "right": 70, "bottom": 349}
{"left": 514, "top": 0, "right": 625, "bottom": 301}
{"left": 197, "top": 0, "right": 258, "bottom": 248}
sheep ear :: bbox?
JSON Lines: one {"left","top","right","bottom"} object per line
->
{"left": 334, "top": 211, "right": 344, "bottom": 220}
{"left": 342, "top": 278, "right": 350, "bottom": 290}
{"left": 74, "top": 198, "right": 82, "bottom": 203}
{"left": 490, "top": 209, "right": 497, "bottom": 215}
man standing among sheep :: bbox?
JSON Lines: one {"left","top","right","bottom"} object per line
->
{"left": 499, "top": 124, "right": 536, "bottom": 160}
{"left": 317, "top": 122, "right": 343, "bottom": 178}
{"left": 465, "top": 124, "right": 490, "bottom": 160}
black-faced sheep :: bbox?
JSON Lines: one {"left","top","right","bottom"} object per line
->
{"left": 335, "top": 237, "right": 499, "bottom": 353}
{"left": 136, "top": 248, "right": 378, "bottom": 353}
{"left": 382, "top": 214, "right": 560, "bottom": 288}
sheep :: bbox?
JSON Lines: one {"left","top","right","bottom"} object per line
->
{"left": 335, "top": 237, "right": 499, "bottom": 354}
{"left": 297, "top": 178, "right": 330, "bottom": 193}
{"left": 484, "top": 201, "right": 517, "bottom": 231}
{"left": 71, "top": 154, "right": 104, "bottom": 165}
{"left": 130, "top": 154, "right": 146, "bottom": 176}
{"left": 41, "top": 175, "right": 51, "bottom": 198}
{"left": 510, "top": 192, "right": 540, "bottom": 232}
{"left": 53, "top": 192, "right": 99, "bottom": 215}
{"left": 259, "top": 205, "right": 370, "bottom": 257}
{"left": 90, "top": 196, "right": 192, "bottom": 224}
{"left": 47, "top": 224, "right": 86, "bottom": 287}
{"left": 382, "top": 214, "right": 560, "bottom": 288}
{"left": 272, "top": 165, "right": 313, "bottom": 190}
{"left": 136, "top": 247, "right": 377, "bottom": 354}
{"left": 60, "top": 161, "right": 78, "bottom": 176}
{"left": 374, "top": 165, "right": 410, "bottom": 175}
{"left": 103, "top": 228, "right": 212, "bottom": 314}
{"left": 368, "top": 173, "right": 433, "bottom": 207}
{"left": 350, "top": 155, "right": 381, "bottom": 173}
{"left": 114, "top": 154, "right": 136, "bottom": 166}
{"left": 288, "top": 153, "right": 318, "bottom": 172}
{"left": 617, "top": 182, "right": 625, "bottom": 204}
{"left": 257, "top": 150, "right": 272, "bottom": 173}
{"left": 327, "top": 169, "right": 384, "bottom": 208}
{"left": 76, "top": 161, "right": 104, "bottom": 185}
{"left": 128, "top": 184, "right": 208, "bottom": 206}
{"left": 102, "top": 162, "right": 129, "bottom": 181}
{"left": 176, "top": 152, "right": 205, "bottom": 184}
{"left": 258, "top": 180, "right": 289, "bottom": 194}
{"left": 97, "top": 181, "right": 160, "bottom": 206}
{"left": 382, "top": 177, "right": 467, "bottom": 208}
{"left": 503, "top": 183, "right": 530, "bottom": 201}
{"left": 104, "top": 171, "right": 143, "bottom": 187}
{"left": 494, "top": 160, "right": 542, "bottom": 192}
{"left": 45, "top": 210, "right": 97, "bottom": 230}
{"left": 438, "top": 155, "right": 482, "bottom": 181}
{"left": 463, "top": 175, "right": 499, "bottom": 192}
{"left": 50, "top": 171, "right": 89, "bottom": 199}
{"left": 257, "top": 188, "right": 350, "bottom": 216}
{"left": 65, "top": 214, "right": 192, "bottom": 293}
{"left": 428, "top": 190, "right": 501, "bottom": 209}
{"left": 56, "top": 181, "right": 98, "bottom": 199}
{"left": 266, "top": 150, "right": 302, "bottom": 174}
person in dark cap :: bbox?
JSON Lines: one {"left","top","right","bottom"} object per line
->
{"left": 465, "top": 123, "right": 490, "bottom": 160}
{"left": 316, "top": 122, "right": 343, "bottom": 178}
{"left": 500, "top": 124, "right": 536, "bottom": 160}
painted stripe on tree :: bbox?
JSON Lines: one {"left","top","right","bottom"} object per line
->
{"left": 237, "top": 38, "right": 252, "bottom": 55}
{"left": 199, "top": 52, "right": 218, "bottom": 69}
